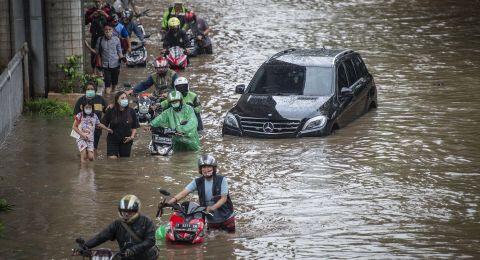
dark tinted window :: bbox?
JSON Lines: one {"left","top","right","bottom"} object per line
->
{"left": 353, "top": 55, "right": 367, "bottom": 78}
{"left": 336, "top": 64, "right": 348, "bottom": 91}
{"left": 344, "top": 60, "right": 357, "bottom": 85}
{"left": 248, "top": 63, "right": 333, "bottom": 96}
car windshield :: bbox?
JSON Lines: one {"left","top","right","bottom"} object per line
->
{"left": 247, "top": 62, "right": 333, "bottom": 96}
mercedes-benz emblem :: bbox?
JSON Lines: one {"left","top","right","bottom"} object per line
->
{"left": 263, "top": 122, "right": 274, "bottom": 133}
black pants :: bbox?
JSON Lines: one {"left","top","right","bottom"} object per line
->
{"left": 90, "top": 36, "right": 100, "bottom": 69}
{"left": 93, "top": 128, "right": 102, "bottom": 149}
{"left": 107, "top": 134, "right": 133, "bottom": 157}
{"left": 103, "top": 66, "right": 120, "bottom": 89}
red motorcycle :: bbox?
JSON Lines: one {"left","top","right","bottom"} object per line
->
{"left": 165, "top": 46, "right": 188, "bottom": 71}
{"left": 156, "top": 189, "right": 212, "bottom": 244}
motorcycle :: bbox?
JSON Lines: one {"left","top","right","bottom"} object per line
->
{"left": 165, "top": 46, "right": 188, "bottom": 71}
{"left": 126, "top": 9, "right": 151, "bottom": 67}
{"left": 72, "top": 237, "right": 125, "bottom": 260}
{"left": 155, "top": 189, "right": 212, "bottom": 244}
{"left": 149, "top": 127, "right": 176, "bottom": 156}
{"left": 133, "top": 93, "right": 157, "bottom": 125}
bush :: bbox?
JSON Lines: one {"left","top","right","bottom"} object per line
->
{"left": 57, "top": 55, "right": 88, "bottom": 93}
{"left": 24, "top": 98, "right": 73, "bottom": 117}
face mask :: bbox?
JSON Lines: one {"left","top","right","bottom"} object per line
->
{"left": 95, "top": 2, "right": 103, "bottom": 8}
{"left": 105, "top": 32, "right": 113, "bottom": 38}
{"left": 171, "top": 102, "right": 180, "bottom": 108}
{"left": 86, "top": 90, "right": 95, "bottom": 98}
{"left": 84, "top": 108, "right": 93, "bottom": 115}
{"left": 119, "top": 99, "right": 129, "bottom": 107}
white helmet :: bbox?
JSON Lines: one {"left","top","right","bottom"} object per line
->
{"left": 174, "top": 77, "right": 189, "bottom": 95}
{"left": 174, "top": 77, "right": 188, "bottom": 86}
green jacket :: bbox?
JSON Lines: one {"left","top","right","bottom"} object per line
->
{"left": 162, "top": 6, "right": 189, "bottom": 30}
{"left": 151, "top": 70, "right": 177, "bottom": 96}
{"left": 160, "top": 91, "right": 201, "bottom": 114}
{"left": 150, "top": 104, "right": 200, "bottom": 151}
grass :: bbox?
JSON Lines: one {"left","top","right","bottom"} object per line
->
{"left": 24, "top": 98, "right": 73, "bottom": 117}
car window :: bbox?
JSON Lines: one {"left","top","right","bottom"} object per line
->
{"left": 353, "top": 55, "right": 367, "bottom": 78}
{"left": 344, "top": 60, "right": 357, "bottom": 86}
{"left": 336, "top": 64, "right": 348, "bottom": 91}
{"left": 247, "top": 63, "right": 333, "bottom": 96}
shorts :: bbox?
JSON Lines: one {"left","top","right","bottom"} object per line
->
{"left": 77, "top": 139, "right": 94, "bottom": 152}
{"left": 107, "top": 134, "right": 133, "bottom": 157}
{"left": 102, "top": 66, "right": 120, "bottom": 88}
{"left": 208, "top": 216, "right": 235, "bottom": 233}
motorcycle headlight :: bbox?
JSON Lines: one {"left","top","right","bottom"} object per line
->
{"left": 302, "top": 115, "right": 328, "bottom": 131}
{"left": 224, "top": 112, "right": 239, "bottom": 129}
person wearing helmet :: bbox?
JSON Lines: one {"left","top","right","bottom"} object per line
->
{"left": 78, "top": 195, "right": 158, "bottom": 259}
{"left": 185, "top": 11, "right": 213, "bottom": 55}
{"left": 111, "top": 14, "right": 131, "bottom": 53}
{"left": 126, "top": 57, "right": 178, "bottom": 97}
{"left": 121, "top": 8, "right": 145, "bottom": 42}
{"left": 160, "top": 77, "right": 203, "bottom": 130}
{"left": 162, "top": 17, "right": 190, "bottom": 51}
{"left": 149, "top": 90, "right": 200, "bottom": 151}
{"left": 161, "top": 1, "right": 189, "bottom": 31}
{"left": 167, "top": 154, "right": 235, "bottom": 232}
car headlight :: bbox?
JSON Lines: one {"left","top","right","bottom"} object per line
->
{"left": 224, "top": 112, "right": 239, "bottom": 128}
{"left": 302, "top": 115, "right": 328, "bottom": 131}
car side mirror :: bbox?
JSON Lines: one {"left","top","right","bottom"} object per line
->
{"left": 235, "top": 84, "right": 245, "bottom": 94}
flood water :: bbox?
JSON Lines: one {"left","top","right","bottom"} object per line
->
{"left": 1, "top": 0, "right": 480, "bottom": 258}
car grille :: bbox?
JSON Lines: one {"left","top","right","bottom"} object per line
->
{"left": 239, "top": 116, "right": 301, "bottom": 135}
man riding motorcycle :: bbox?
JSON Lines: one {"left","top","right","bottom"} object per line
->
{"left": 160, "top": 77, "right": 203, "bottom": 130}
{"left": 149, "top": 90, "right": 200, "bottom": 151}
{"left": 163, "top": 17, "right": 190, "bottom": 52}
{"left": 121, "top": 8, "right": 145, "bottom": 42}
{"left": 161, "top": 1, "right": 189, "bottom": 31}
{"left": 167, "top": 155, "right": 235, "bottom": 232}
{"left": 74, "top": 195, "right": 158, "bottom": 259}
{"left": 126, "top": 57, "right": 178, "bottom": 98}
{"left": 185, "top": 11, "right": 213, "bottom": 55}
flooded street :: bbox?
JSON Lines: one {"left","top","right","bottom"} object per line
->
{"left": 1, "top": 0, "right": 480, "bottom": 258}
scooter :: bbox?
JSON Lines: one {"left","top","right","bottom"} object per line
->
{"left": 72, "top": 237, "right": 125, "bottom": 260}
{"left": 126, "top": 9, "right": 151, "bottom": 67}
{"left": 148, "top": 127, "right": 176, "bottom": 156}
{"left": 155, "top": 189, "right": 212, "bottom": 244}
{"left": 165, "top": 46, "right": 188, "bottom": 71}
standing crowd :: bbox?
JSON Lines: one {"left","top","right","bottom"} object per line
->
{"left": 72, "top": 1, "right": 234, "bottom": 259}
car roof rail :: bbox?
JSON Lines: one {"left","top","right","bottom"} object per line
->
{"left": 268, "top": 48, "right": 297, "bottom": 61}
{"left": 333, "top": 49, "right": 354, "bottom": 62}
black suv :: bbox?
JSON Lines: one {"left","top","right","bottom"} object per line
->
{"left": 222, "top": 48, "right": 377, "bottom": 138}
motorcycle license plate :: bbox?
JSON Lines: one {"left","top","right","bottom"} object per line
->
{"left": 154, "top": 136, "right": 172, "bottom": 143}
{"left": 175, "top": 224, "right": 198, "bottom": 232}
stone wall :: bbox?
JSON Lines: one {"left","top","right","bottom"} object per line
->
{"left": 45, "top": 0, "right": 83, "bottom": 91}
{"left": 0, "top": 0, "right": 11, "bottom": 71}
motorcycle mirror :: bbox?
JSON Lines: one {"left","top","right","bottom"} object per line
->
{"left": 158, "top": 188, "right": 171, "bottom": 196}
{"left": 75, "top": 237, "right": 85, "bottom": 245}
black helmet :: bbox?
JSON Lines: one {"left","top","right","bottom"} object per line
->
{"left": 198, "top": 154, "right": 217, "bottom": 174}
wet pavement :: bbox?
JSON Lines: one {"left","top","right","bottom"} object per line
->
{"left": 1, "top": 0, "right": 480, "bottom": 258}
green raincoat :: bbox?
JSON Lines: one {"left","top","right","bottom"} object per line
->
{"left": 150, "top": 104, "right": 200, "bottom": 151}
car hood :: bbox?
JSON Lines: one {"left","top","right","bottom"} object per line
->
{"left": 231, "top": 94, "right": 332, "bottom": 120}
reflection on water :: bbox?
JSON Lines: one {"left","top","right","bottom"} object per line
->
{"left": 1, "top": 0, "right": 480, "bottom": 258}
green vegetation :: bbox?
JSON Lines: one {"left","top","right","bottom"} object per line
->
{"left": 57, "top": 55, "right": 102, "bottom": 93}
{"left": 0, "top": 198, "right": 13, "bottom": 236}
{"left": 24, "top": 98, "right": 73, "bottom": 117}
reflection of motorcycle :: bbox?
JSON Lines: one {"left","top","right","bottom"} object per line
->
{"left": 165, "top": 46, "right": 188, "bottom": 71}
{"left": 156, "top": 189, "right": 212, "bottom": 244}
{"left": 149, "top": 127, "right": 176, "bottom": 156}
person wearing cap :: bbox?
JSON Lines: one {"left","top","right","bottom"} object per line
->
{"left": 126, "top": 57, "right": 178, "bottom": 98}
{"left": 167, "top": 154, "right": 236, "bottom": 232}
{"left": 161, "top": 1, "right": 189, "bottom": 31}
{"left": 74, "top": 195, "right": 158, "bottom": 259}
{"left": 149, "top": 90, "right": 200, "bottom": 151}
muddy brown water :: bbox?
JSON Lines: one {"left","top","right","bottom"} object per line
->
{"left": 1, "top": 0, "right": 480, "bottom": 259}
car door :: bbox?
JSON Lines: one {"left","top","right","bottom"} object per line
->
{"left": 344, "top": 56, "right": 368, "bottom": 117}
{"left": 334, "top": 61, "right": 356, "bottom": 127}
{"left": 351, "top": 55, "right": 371, "bottom": 115}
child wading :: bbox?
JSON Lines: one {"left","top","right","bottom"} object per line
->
{"left": 73, "top": 101, "right": 112, "bottom": 163}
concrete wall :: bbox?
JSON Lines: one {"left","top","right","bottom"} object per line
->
{"left": 0, "top": 0, "right": 11, "bottom": 71}
{"left": 45, "top": 0, "right": 83, "bottom": 92}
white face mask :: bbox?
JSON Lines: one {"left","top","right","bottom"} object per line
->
{"left": 119, "top": 99, "right": 129, "bottom": 107}
{"left": 105, "top": 31, "right": 113, "bottom": 38}
{"left": 85, "top": 108, "right": 93, "bottom": 115}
